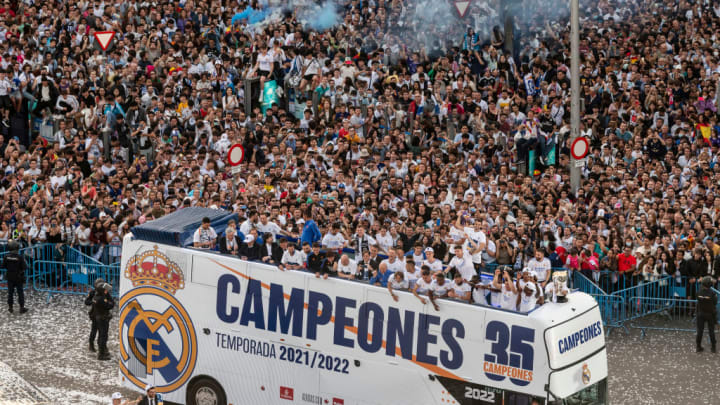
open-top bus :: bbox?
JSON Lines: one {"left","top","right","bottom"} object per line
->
{"left": 118, "top": 210, "right": 607, "bottom": 405}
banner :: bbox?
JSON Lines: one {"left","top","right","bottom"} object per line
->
{"left": 261, "top": 80, "right": 279, "bottom": 114}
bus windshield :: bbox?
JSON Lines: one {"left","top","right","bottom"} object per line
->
{"left": 559, "top": 378, "right": 608, "bottom": 405}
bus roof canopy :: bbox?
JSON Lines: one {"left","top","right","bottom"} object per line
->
{"left": 131, "top": 207, "right": 237, "bottom": 247}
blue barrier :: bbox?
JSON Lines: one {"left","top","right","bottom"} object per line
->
{"left": 33, "top": 260, "right": 120, "bottom": 302}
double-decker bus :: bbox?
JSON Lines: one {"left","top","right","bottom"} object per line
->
{"left": 118, "top": 210, "right": 607, "bottom": 405}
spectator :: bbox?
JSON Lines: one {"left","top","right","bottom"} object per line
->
{"left": 239, "top": 235, "right": 262, "bottom": 262}
{"left": 219, "top": 227, "right": 241, "bottom": 257}
{"left": 193, "top": 217, "right": 217, "bottom": 250}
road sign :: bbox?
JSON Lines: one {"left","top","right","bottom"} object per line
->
{"left": 94, "top": 31, "right": 116, "bottom": 51}
{"left": 570, "top": 136, "right": 589, "bottom": 160}
{"left": 454, "top": 0, "right": 471, "bottom": 18}
{"left": 227, "top": 144, "right": 245, "bottom": 166}
{"left": 574, "top": 159, "right": 586, "bottom": 168}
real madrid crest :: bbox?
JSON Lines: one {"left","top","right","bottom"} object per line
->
{"left": 581, "top": 363, "right": 591, "bottom": 385}
{"left": 119, "top": 246, "right": 197, "bottom": 393}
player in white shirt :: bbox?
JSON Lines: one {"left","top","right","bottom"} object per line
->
{"left": 526, "top": 249, "right": 552, "bottom": 287}
{"left": 545, "top": 271, "right": 570, "bottom": 303}
{"left": 422, "top": 247, "right": 444, "bottom": 274}
{"left": 280, "top": 243, "right": 304, "bottom": 271}
{"left": 429, "top": 273, "right": 451, "bottom": 311}
{"left": 381, "top": 249, "right": 406, "bottom": 273}
{"left": 446, "top": 245, "right": 476, "bottom": 281}
{"left": 412, "top": 268, "right": 434, "bottom": 306}
{"left": 463, "top": 220, "right": 487, "bottom": 270}
{"left": 517, "top": 280, "right": 542, "bottom": 312}
{"left": 336, "top": 254, "right": 359, "bottom": 279}
{"left": 387, "top": 272, "right": 409, "bottom": 302}
{"left": 321, "top": 223, "right": 347, "bottom": 249}
{"left": 409, "top": 244, "right": 425, "bottom": 271}
{"left": 448, "top": 273, "right": 472, "bottom": 302}
{"left": 471, "top": 276, "right": 490, "bottom": 306}
{"left": 403, "top": 260, "right": 421, "bottom": 290}
{"left": 493, "top": 267, "right": 518, "bottom": 311}
{"left": 256, "top": 214, "right": 283, "bottom": 238}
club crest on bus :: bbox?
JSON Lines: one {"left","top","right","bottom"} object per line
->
{"left": 119, "top": 247, "right": 197, "bottom": 393}
{"left": 582, "top": 363, "right": 591, "bottom": 385}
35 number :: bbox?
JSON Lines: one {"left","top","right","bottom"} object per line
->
{"left": 484, "top": 321, "right": 535, "bottom": 386}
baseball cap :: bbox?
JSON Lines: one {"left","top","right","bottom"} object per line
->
{"left": 424, "top": 247, "right": 434, "bottom": 253}
{"left": 111, "top": 393, "right": 123, "bottom": 400}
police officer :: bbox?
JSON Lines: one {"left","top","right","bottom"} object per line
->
{"left": 93, "top": 282, "right": 115, "bottom": 360}
{"left": 84, "top": 278, "right": 105, "bottom": 352}
{"left": 696, "top": 276, "right": 717, "bottom": 353}
{"left": 3, "top": 241, "right": 27, "bottom": 314}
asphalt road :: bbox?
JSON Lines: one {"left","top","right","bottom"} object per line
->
{"left": 0, "top": 290, "right": 717, "bottom": 404}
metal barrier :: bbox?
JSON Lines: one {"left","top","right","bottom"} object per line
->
{"left": 33, "top": 260, "right": 120, "bottom": 302}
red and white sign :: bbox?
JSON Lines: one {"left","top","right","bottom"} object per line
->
{"left": 570, "top": 137, "right": 589, "bottom": 160}
{"left": 93, "top": 31, "right": 116, "bottom": 51}
{"left": 280, "top": 386, "right": 294, "bottom": 400}
{"left": 227, "top": 143, "right": 245, "bottom": 166}
{"left": 454, "top": 0, "right": 472, "bottom": 18}
{"left": 332, "top": 399, "right": 344, "bottom": 405}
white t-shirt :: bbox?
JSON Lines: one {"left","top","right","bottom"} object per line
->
{"left": 415, "top": 278, "right": 433, "bottom": 294}
{"left": 281, "top": 250, "right": 304, "bottom": 267}
{"left": 75, "top": 227, "right": 91, "bottom": 246}
{"left": 464, "top": 227, "right": 487, "bottom": 264}
{"left": 473, "top": 286, "right": 489, "bottom": 305}
{"left": 389, "top": 277, "right": 409, "bottom": 290}
{"left": 518, "top": 291, "right": 538, "bottom": 312}
{"left": 499, "top": 285, "right": 518, "bottom": 311}
{"left": 423, "top": 258, "right": 444, "bottom": 273}
{"left": 257, "top": 221, "right": 282, "bottom": 238}
{"left": 527, "top": 258, "right": 552, "bottom": 282}
{"left": 193, "top": 226, "right": 217, "bottom": 247}
{"left": 382, "top": 257, "right": 406, "bottom": 273}
{"left": 374, "top": 232, "right": 394, "bottom": 252}
{"left": 450, "top": 280, "right": 472, "bottom": 298}
{"left": 337, "top": 259, "right": 358, "bottom": 276}
{"left": 404, "top": 268, "right": 421, "bottom": 283}
{"left": 257, "top": 52, "right": 274, "bottom": 72}
{"left": 447, "top": 255, "right": 476, "bottom": 281}
{"left": 431, "top": 280, "right": 452, "bottom": 297}
{"left": 322, "top": 232, "right": 347, "bottom": 249}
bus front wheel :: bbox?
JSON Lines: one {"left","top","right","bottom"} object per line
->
{"left": 186, "top": 376, "right": 227, "bottom": 405}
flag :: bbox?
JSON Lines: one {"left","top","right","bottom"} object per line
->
{"left": 697, "top": 123, "right": 711, "bottom": 145}
{"left": 261, "top": 80, "right": 279, "bottom": 114}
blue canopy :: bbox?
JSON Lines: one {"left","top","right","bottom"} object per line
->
{"left": 131, "top": 208, "right": 238, "bottom": 247}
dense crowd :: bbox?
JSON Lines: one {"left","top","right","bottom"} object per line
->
{"left": 1, "top": 0, "right": 720, "bottom": 311}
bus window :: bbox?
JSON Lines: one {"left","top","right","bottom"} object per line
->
{"left": 561, "top": 378, "right": 608, "bottom": 405}
{"left": 505, "top": 392, "right": 544, "bottom": 405}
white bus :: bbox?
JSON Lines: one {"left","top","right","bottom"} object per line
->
{"left": 119, "top": 218, "right": 608, "bottom": 405}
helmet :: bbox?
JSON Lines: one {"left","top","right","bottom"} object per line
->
{"left": 94, "top": 278, "right": 106, "bottom": 290}
{"left": 702, "top": 276, "right": 713, "bottom": 288}
{"left": 7, "top": 241, "right": 19, "bottom": 252}
{"left": 102, "top": 283, "right": 113, "bottom": 292}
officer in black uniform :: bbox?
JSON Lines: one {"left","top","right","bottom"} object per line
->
{"left": 92, "top": 282, "right": 115, "bottom": 360}
{"left": 696, "top": 276, "right": 717, "bottom": 353}
{"left": 84, "top": 278, "right": 105, "bottom": 352}
{"left": 3, "top": 241, "right": 27, "bottom": 314}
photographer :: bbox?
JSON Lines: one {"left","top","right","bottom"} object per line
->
{"left": 92, "top": 282, "right": 115, "bottom": 361}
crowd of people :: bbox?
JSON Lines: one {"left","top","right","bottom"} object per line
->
{"left": 2, "top": 0, "right": 720, "bottom": 313}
